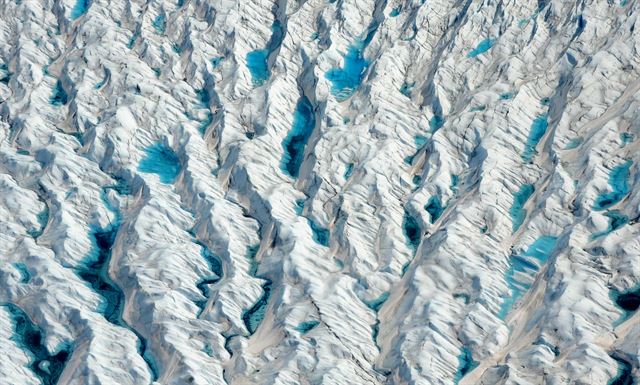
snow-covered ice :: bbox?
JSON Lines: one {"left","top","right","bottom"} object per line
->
{"left": 0, "top": 0, "right": 639, "bottom": 384}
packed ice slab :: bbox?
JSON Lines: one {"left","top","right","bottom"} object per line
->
{"left": 0, "top": 0, "right": 639, "bottom": 384}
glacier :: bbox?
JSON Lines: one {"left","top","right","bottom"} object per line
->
{"left": 0, "top": 0, "right": 639, "bottom": 384}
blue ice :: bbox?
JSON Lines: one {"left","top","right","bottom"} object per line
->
{"left": 242, "top": 245, "right": 273, "bottom": 335}
{"left": 152, "top": 15, "right": 165, "bottom": 34}
{"left": 565, "top": 137, "right": 583, "bottom": 150}
{"left": 453, "top": 347, "right": 479, "bottom": 384}
{"left": 211, "top": 56, "right": 223, "bottom": 68}
{"left": 196, "top": 88, "right": 210, "bottom": 107}
{"left": 75, "top": 186, "right": 158, "bottom": 379}
{"left": 245, "top": 20, "right": 285, "bottom": 87}
{"left": 242, "top": 281, "right": 272, "bottom": 335}
{"left": 430, "top": 115, "right": 445, "bottom": 131}
{"left": 451, "top": 174, "right": 459, "bottom": 194}
{"left": 199, "top": 242, "right": 222, "bottom": 277}
{"left": 14, "top": 263, "right": 31, "bottom": 283}
{"left": 267, "top": 20, "right": 285, "bottom": 52}
{"left": 467, "top": 39, "right": 494, "bottom": 58}
{"left": 0, "top": 63, "right": 9, "bottom": 84}
{"left": 522, "top": 114, "right": 548, "bottom": 163}
{"left": 281, "top": 96, "right": 315, "bottom": 178}
{"left": 400, "top": 82, "right": 413, "bottom": 97}
{"left": 27, "top": 206, "right": 49, "bottom": 238}
{"left": 246, "top": 245, "right": 260, "bottom": 277}
{"left": 414, "top": 135, "right": 427, "bottom": 148}
{"left": 194, "top": 242, "right": 222, "bottom": 312}
{"left": 402, "top": 210, "right": 421, "bottom": 251}
{"left": 246, "top": 49, "right": 269, "bottom": 86}
{"left": 509, "top": 184, "right": 534, "bottom": 233}
{"left": 344, "top": 163, "right": 354, "bottom": 179}
{"left": 325, "top": 43, "right": 369, "bottom": 101}
{"left": 424, "top": 196, "right": 444, "bottom": 224}
{"left": 138, "top": 143, "right": 181, "bottom": 184}
{"left": 499, "top": 92, "right": 513, "bottom": 100}
{"left": 308, "top": 218, "right": 330, "bottom": 247}
{"left": 610, "top": 284, "right": 640, "bottom": 326}
{"left": 294, "top": 199, "right": 305, "bottom": 216}
{"left": 593, "top": 160, "right": 632, "bottom": 210}
{"left": 499, "top": 236, "right": 557, "bottom": 319}
{"left": 94, "top": 68, "right": 109, "bottom": 89}
{"left": 127, "top": 32, "right": 138, "bottom": 49}
{"left": 363, "top": 292, "right": 389, "bottom": 312}
{"left": 3, "top": 303, "right": 72, "bottom": 385}
{"left": 620, "top": 132, "right": 634, "bottom": 147}
{"left": 295, "top": 320, "right": 320, "bottom": 333}
{"left": 196, "top": 88, "right": 212, "bottom": 135}
{"left": 608, "top": 354, "right": 633, "bottom": 385}
{"left": 50, "top": 80, "right": 68, "bottom": 106}
{"left": 71, "top": 0, "right": 90, "bottom": 19}
{"left": 78, "top": 225, "right": 124, "bottom": 325}
{"left": 591, "top": 211, "right": 628, "bottom": 240}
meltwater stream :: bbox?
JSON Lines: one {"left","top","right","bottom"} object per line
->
{"left": 138, "top": 143, "right": 181, "bottom": 184}
{"left": 594, "top": 160, "right": 633, "bottom": 211}
{"left": 246, "top": 20, "right": 286, "bottom": 86}
{"left": 49, "top": 80, "right": 68, "bottom": 106}
{"left": 281, "top": 95, "right": 316, "bottom": 178}
{"left": 74, "top": 183, "right": 159, "bottom": 381}
{"left": 499, "top": 236, "right": 558, "bottom": 319}
{"left": 325, "top": 44, "right": 369, "bottom": 101}
{"left": 3, "top": 303, "right": 73, "bottom": 385}
{"left": 510, "top": 184, "right": 534, "bottom": 233}
{"left": 193, "top": 240, "right": 223, "bottom": 316}
{"left": 242, "top": 246, "right": 273, "bottom": 335}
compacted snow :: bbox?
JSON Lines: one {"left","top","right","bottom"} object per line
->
{"left": 0, "top": 0, "right": 638, "bottom": 384}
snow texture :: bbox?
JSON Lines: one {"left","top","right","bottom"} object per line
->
{"left": 0, "top": 0, "right": 639, "bottom": 384}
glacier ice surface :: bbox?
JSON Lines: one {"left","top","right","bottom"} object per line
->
{"left": 1, "top": 0, "right": 639, "bottom": 384}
